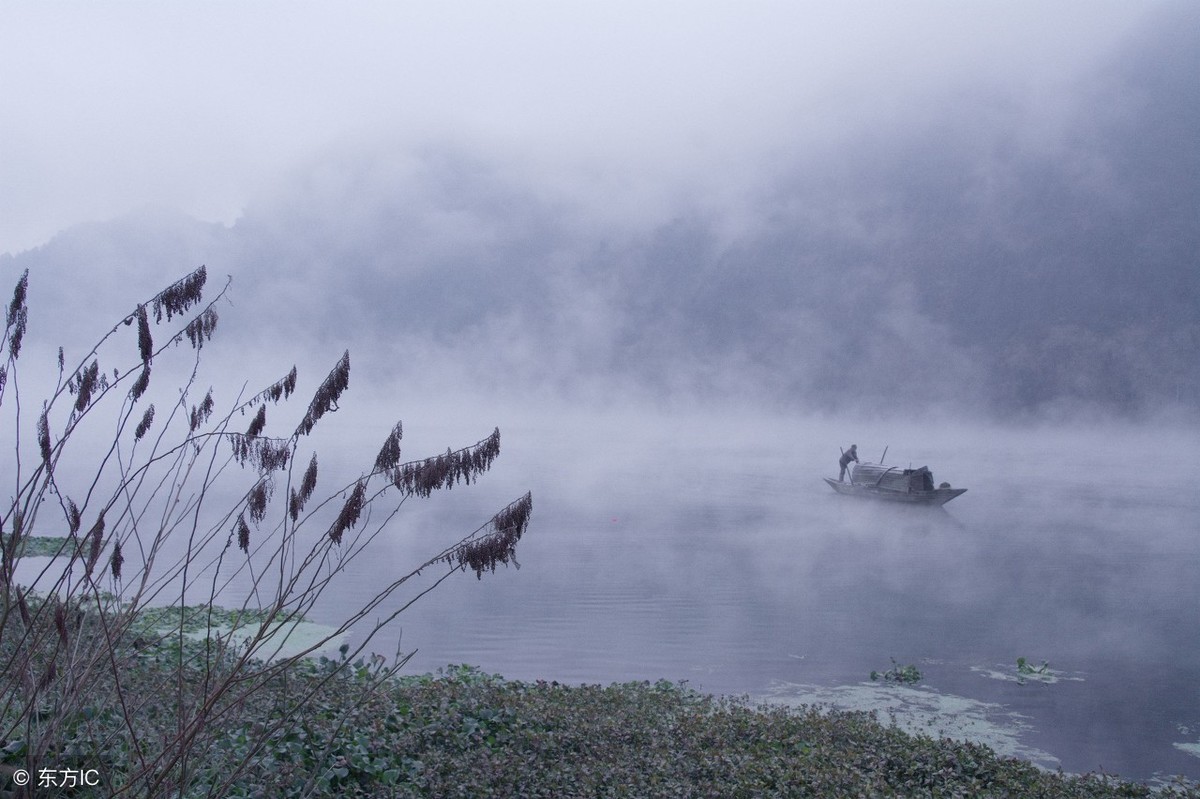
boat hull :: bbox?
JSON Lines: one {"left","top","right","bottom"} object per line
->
{"left": 823, "top": 477, "right": 967, "bottom": 506}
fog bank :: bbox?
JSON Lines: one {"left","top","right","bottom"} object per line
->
{"left": 3, "top": 2, "right": 1196, "bottom": 420}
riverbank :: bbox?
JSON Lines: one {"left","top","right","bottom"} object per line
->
{"left": 2, "top": 591, "right": 1197, "bottom": 796}
{"left": 11, "top": 647, "right": 1198, "bottom": 797}
{"left": 233, "top": 664, "right": 1200, "bottom": 797}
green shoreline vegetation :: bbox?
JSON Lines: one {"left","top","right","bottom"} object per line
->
{"left": 1, "top": 535, "right": 75, "bottom": 559}
{"left": 2, "top": 594, "right": 1196, "bottom": 798}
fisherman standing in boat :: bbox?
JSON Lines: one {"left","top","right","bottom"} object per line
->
{"left": 838, "top": 444, "right": 858, "bottom": 482}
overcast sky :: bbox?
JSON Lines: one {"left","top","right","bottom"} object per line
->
{"left": 1, "top": 1, "right": 1160, "bottom": 256}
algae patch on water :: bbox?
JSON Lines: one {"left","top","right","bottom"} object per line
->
{"left": 762, "top": 680, "right": 1062, "bottom": 771}
{"left": 2, "top": 535, "right": 76, "bottom": 558}
{"left": 1176, "top": 724, "right": 1200, "bottom": 761}
{"left": 139, "top": 604, "right": 347, "bottom": 661}
{"left": 971, "top": 658, "right": 1086, "bottom": 686}
{"left": 180, "top": 619, "right": 346, "bottom": 661}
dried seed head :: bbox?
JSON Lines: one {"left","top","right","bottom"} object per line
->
{"left": 394, "top": 428, "right": 501, "bottom": 497}
{"left": 134, "top": 404, "right": 155, "bottom": 441}
{"left": 288, "top": 489, "right": 300, "bottom": 523}
{"left": 37, "top": 409, "right": 51, "bottom": 465}
{"left": 151, "top": 265, "right": 207, "bottom": 322}
{"left": 248, "top": 478, "right": 272, "bottom": 524}
{"left": 7, "top": 269, "right": 27, "bottom": 324}
{"left": 256, "top": 366, "right": 298, "bottom": 405}
{"left": 374, "top": 421, "right": 403, "bottom": 472}
{"left": 246, "top": 404, "right": 267, "bottom": 437}
{"left": 189, "top": 389, "right": 215, "bottom": 432}
{"left": 230, "top": 435, "right": 290, "bottom": 472}
{"left": 74, "top": 361, "right": 101, "bottom": 413}
{"left": 327, "top": 479, "right": 366, "bottom": 545}
{"left": 84, "top": 513, "right": 106, "bottom": 578}
{"left": 450, "top": 491, "right": 532, "bottom": 579}
{"left": 110, "top": 540, "right": 124, "bottom": 581}
{"left": 290, "top": 452, "right": 319, "bottom": 521}
{"left": 297, "top": 351, "right": 349, "bottom": 437}
{"left": 300, "top": 452, "right": 318, "bottom": 500}
{"left": 5, "top": 270, "right": 28, "bottom": 359}
{"left": 259, "top": 440, "right": 289, "bottom": 471}
{"left": 130, "top": 365, "right": 151, "bottom": 401}
{"left": 185, "top": 307, "right": 219, "bottom": 349}
{"left": 236, "top": 515, "right": 250, "bottom": 553}
{"left": 67, "top": 500, "right": 81, "bottom": 535}
{"left": 136, "top": 304, "right": 152, "bottom": 363}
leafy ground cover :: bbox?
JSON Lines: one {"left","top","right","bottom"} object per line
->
{"left": 242, "top": 665, "right": 1197, "bottom": 799}
{"left": 13, "top": 649, "right": 1199, "bottom": 797}
{"left": 3, "top": 594, "right": 1197, "bottom": 797}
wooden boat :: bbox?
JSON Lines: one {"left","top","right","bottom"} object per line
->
{"left": 824, "top": 462, "right": 966, "bottom": 506}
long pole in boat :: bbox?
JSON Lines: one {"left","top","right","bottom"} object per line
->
{"left": 880, "top": 445, "right": 888, "bottom": 464}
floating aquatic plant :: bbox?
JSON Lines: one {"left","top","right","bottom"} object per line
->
{"left": 1017, "top": 657, "right": 1049, "bottom": 676}
{"left": 871, "top": 658, "right": 923, "bottom": 685}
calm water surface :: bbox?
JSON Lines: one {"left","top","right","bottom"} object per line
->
{"left": 324, "top": 410, "right": 1200, "bottom": 784}
{"left": 22, "top": 408, "right": 1194, "bottom": 783}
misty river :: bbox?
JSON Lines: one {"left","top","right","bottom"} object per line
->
{"left": 14, "top": 406, "right": 1198, "bottom": 784}
{"left": 330, "top": 408, "right": 1200, "bottom": 785}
